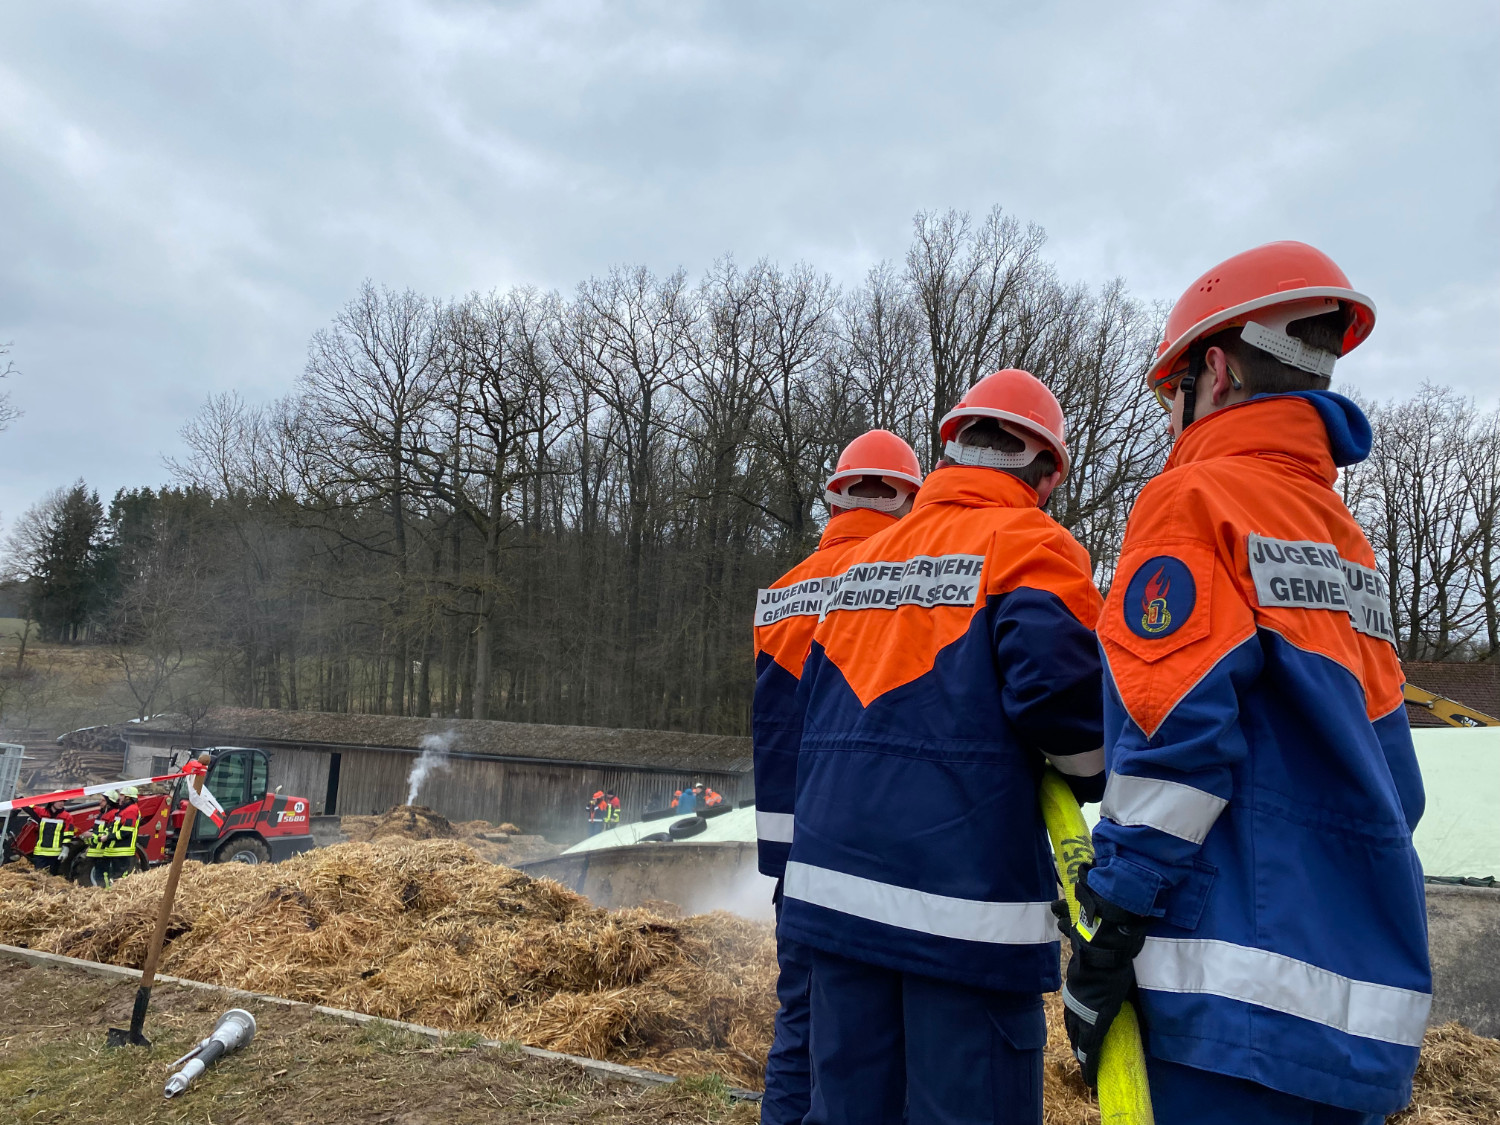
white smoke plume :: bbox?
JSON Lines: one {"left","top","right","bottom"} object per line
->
{"left": 406, "top": 731, "right": 455, "bottom": 805}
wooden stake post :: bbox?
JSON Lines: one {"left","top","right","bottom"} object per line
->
{"left": 108, "top": 750, "right": 210, "bottom": 1048}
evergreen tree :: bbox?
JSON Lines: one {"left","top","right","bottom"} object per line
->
{"left": 29, "top": 483, "right": 107, "bottom": 641}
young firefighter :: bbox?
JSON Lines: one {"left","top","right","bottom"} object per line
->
{"left": 29, "top": 801, "right": 73, "bottom": 875}
{"left": 1060, "top": 242, "right": 1428, "bottom": 1123}
{"left": 753, "top": 428, "right": 924, "bottom": 1125}
{"left": 83, "top": 790, "right": 119, "bottom": 886}
{"left": 780, "top": 372, "right": 1106, "bottom": 1125}
{"left": 587, "top": 789, "right": 608, "bottom": 836}
{"left": 102, "top": 785, "right": 142, "bottom": 886}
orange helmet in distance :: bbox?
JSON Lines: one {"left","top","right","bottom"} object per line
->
{"left": 1147, "top": 241, "right": 1376, "bottom": 411}
{"left": 824, "top": 430, "right": 924, "bottom": 513}
{"left": 938, "top": 369, "right": 1070, "bottom": 479}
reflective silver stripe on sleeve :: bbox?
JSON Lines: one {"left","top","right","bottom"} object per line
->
{"left": 783, "top": 861, "right": 1056, "bottom": 945}
{"left": 1100, "top": 772, "right": 1228, "bottom": 844}
{"left": 820, "top": 554, "right": 984, "bottom": 620}
{"left": 1136, "top": 937, "right": 1431, "bottom": 1048}
{"left": 756, "top": 810, "right": 795, "bottom": 844}
{"left": 1044, "top": 747, "right": 1105, "bottom": 777}
{"left": 1246, "top": 533, "right": 1396, "bottom": 645}
{"left": 754, "top": 578, "right": 828, "bottom": 628}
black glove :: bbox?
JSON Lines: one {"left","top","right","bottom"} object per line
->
{"left": 1051, "top": 864, "right": 1149, "bottom": 1088}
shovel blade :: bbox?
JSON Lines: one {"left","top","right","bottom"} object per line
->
{"left": 106, "top": 1026, "right": 151, "bottom": 1048}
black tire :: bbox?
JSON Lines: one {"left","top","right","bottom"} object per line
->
{"left": 668, "top": 816, "right": 706, "bottom": 840}
{"left": 216, "top": 836, "right": 271, "bottom": 865}
{"left": 700, "top": 804, "right": 733, "bottom": 819}
{"left": 638, "top": 832, "right": 673, "bottom": 843}
{"left": 82, "top": 858, "right": 104, "bottom": 887}
{"left": 737, "top": 798, "right": 756, "bottom": 809}
{"left": 639, "top": 807, "right": 675, "bottom": 823}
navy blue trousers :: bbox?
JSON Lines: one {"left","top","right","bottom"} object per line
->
{"left": 1149, "top": 1056, "right": 1385, "bottom": 1124}
{"left": 804, "top": 949, "right": 1044, "bottom": 1125}
{"left": 762, "top": 910, "right": 814, "bottom": 1125}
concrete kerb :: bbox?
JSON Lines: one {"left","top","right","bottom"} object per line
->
{"left": 0, "top": 943, "right": 763, "bottom": 1103}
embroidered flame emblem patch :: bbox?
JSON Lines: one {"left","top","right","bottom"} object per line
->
{"left": 1124, "top": 555, "right": 1196, "bottom": 641}
{"left": 1141, "top": 567, "right": 1172, "bottom": 634}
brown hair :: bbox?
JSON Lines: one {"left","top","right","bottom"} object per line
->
{"left": 1205, "top": 307, "right": 1348, "bottom": 395}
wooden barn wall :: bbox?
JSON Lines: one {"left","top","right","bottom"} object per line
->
{"left": 331, "top": 749, "right": 410, "bottom": 816}
{"left": 335, "top": 750, "right": 748, "bottom": 842}
{"left": 127, "top": 734, "right": 749, "bottom": 843}
{"left": 265, "top": 749, "right": 333, "bottom": 814}
{"left": 125, "top": 736, "right": 334, "bottom": 815}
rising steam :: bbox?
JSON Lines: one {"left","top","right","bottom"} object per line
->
{"left": 406, "top": 731, "right": 455, "bottom": 805}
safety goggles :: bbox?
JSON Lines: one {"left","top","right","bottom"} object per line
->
{"left": 1151, "top": 356, "right": 1244, "bottom": 412}
{"left": 1151, "top": 362, "right": 1190, "bottom": 412}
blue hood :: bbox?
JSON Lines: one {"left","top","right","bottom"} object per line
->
{"left": 1264, "top": 391, "right": 1373, "bottom": 468}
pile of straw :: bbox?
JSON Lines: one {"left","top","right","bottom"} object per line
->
{"left": 0, "top": 842, "right": 1496, "bottom": 1118}
{"left": 1394, "top": 1021, "right": 1500, "bottom": 1123}
{"left": 0, "top": 839, "right": 773, "bottom": 1086}
{"left": 339, "top": 805, "right": 562, "bottom": 866}
{"left": 339, "top": 805, "right": 464, "bottom": 842}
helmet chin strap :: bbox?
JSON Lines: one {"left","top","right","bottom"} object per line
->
{"left": 825, "top": 488, "right": 908, "bottom": 513}
{"left": 1179, "top": 343, "right": 1206, "bottom": 427}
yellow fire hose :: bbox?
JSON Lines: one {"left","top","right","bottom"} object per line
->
{"left": 1040, "top": 767, "right": 1155, "bottom": 1124}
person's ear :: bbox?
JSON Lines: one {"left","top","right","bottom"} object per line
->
{"left": 1204, "top": 346, "right": 1239, "bottom": 405}
{"left": 1035, "top": 469, "right": 1064, "bottom": 507}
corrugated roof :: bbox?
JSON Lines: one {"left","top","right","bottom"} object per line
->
{"left": 132, "top": 707, "right": 753, "bottom": 773}
{"left": 1403, "top": 662, "right": 1500, "bottom": 727}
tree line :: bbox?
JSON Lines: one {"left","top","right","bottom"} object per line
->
{"left": 3, "top": 207, "right": 1496, "bottom": 734}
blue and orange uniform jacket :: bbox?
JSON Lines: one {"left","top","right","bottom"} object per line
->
{"left": 779, "top": 466, "right": 1106, "bottom": 992}
{"left": 753, "top": 507, "right": 899, "bottom": 879}
{"left": 1087, "top": 392, "right": 1429, "bottom": 1115}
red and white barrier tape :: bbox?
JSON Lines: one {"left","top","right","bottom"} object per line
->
{"left": 0, "top": 771, "right": 191, "bottom": 813}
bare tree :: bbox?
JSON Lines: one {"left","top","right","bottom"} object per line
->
{"left": 0, "top": 341, "right": 20, "bottom": 436}
{"left": 1044, "top": 281, "right": 1170, "bottom": 584}
{"left": 752, "top": 261, "right": 844, "bottom": 547}
{"left": 906, "top": 207, "right": 1048, "bottom": 463}
{"left": 302, "top": 282, "right": 443, "bottom": 713}
{"left": 1360, "top": 386, "right": 1486, "bottom": 660}
{"left": 1461, "top": 408, "right": 1500, "bottom": 659}
{"left": 37, "top": 203, "right": 1498, "bottom": 740}
{"left": 840, "top": 262, "right": 929, "bottom": 450}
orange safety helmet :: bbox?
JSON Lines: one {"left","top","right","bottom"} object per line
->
{"left": 937, "top": 369, "right": 1070, "bottom": 479}
{"left": 824, "top": 429, "right": 924, "bottom": 513}
{"left": 1147, "top": 241, "right": 1376, "bottom": 408}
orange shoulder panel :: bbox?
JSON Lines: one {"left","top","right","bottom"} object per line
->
{"left": 817, "top": 504, "right": 1101, "bottom": 707}
{"left": 982, "top": 509, "right": 1103, "bottom": 630}
{"left": 754, "top": 520, "right": 894, "bottom": 679}
{"left": 1102, "top": 455, "right": 1404, "bottom": 735}
{"left": 1100, "top": 467, "right": 1255, "bottom": 738}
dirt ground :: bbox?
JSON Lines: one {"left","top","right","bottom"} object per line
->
{"left": 0, "top": 959, "right": 759, "bottom": 1125}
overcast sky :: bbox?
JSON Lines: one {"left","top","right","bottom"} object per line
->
{"left": 1, "top": 0, "right": 1496, "bottom": 528}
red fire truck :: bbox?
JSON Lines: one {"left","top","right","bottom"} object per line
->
{"left": 6, "top": 746, "right": 315, "bottom": 883}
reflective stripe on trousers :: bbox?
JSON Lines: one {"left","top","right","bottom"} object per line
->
{"left": 1100, "top": 771, "right": 1228, "bottom": 844}
{"left": 1136, "top": 936, "right": 1431, "bottom": 1048}
{"left": 784, "top": 861, "right": 1056, "bottom": 945}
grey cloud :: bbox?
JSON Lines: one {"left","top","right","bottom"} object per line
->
{"left": 0, "top": 0, "right": 1495, "bottom": 525}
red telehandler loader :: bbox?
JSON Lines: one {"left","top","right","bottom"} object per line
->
{"left": 4, "top": 746, "right": 315, "bottom": 884}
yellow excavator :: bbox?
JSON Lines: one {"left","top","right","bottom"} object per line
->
{"left": 1402, "top": 683, "right": 1499, "bottom": 728}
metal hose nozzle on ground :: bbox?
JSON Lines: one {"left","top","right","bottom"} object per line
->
{"left": 163, "top": 1009, "right": 257, "bottom": 1098}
